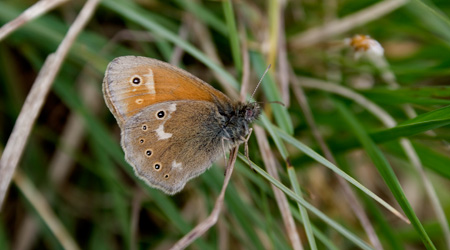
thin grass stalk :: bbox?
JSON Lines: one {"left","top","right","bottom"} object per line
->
{"left": 254, "top": 126, "right": 303, "bottom": 250}
{"left": 13, "top": 170, "right": 80, "bottom": 250}
{"left": 130, "top": 189, "right": 145, "bottom": 250}
{"left": 287, "top": 165, "right": 317, "bottom": 250}
{"left": 102, "top": 0, "right": 240, "bottom": 90}
{"left": 189, "top": 14, "right": 238, "bottom": 99}
{"left": 13, "top": 69, "right": 103, "bottom": 250}
{"left": 276, "top": 0, "right": 290, "bottom": 106}
{"left": 267, "top": 0, "right": 281, "bottom": 67}
{"left": 169, "top": 15, "right": 189, "bottom": 65}
{"left": 0, "top": 0, "right": 69, "bottom": 41}
{"left": 172, "top": 0, "right": 227, "bottom": 36}
{"left": 294, "top": 76, "right": 449, "bottom": 242}
{"left": 222, "top": 0, "right": 242, "bottom": 73}
{"left": 336, "top": 103, "right": 436, "bottom": 249}
{"left": 0, "top": 0, "right": 100, "bottom": 209}
{"left": 290, "top": 71, "right": 383, "bottom": 250}
{"left": 268, "top": 123, "right": 409, "bottom": 223}
{"left": 238, "top": 154, "right": 375, "bottom": 250}
{"left": 238, "top": 21, "right": 251, "bottom": 102}
{"left": 289, "top": 0, "right": 409, "bottom": 49}
{"left": 171, "top": 147, "right": 239, "bottom": 250}
{"left": 369, "top": 50, "right": 450, "bottom": 249}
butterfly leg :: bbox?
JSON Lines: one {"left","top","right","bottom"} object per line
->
{"left": 221, "top": 137, "right": 229, "bottom": 175}
{"left": 242, "top": 128, "right": 255, "bottom": 172}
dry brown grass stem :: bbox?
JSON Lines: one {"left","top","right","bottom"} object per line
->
{"left": 170, "top": 147, "right": 239, "bottom": 250}
{"left": 49, "top": 74, "right": 102, "bottom": 185}
{"left": 297, "top": 77, "right": 396, "bottom": 127}
{"left": 0, "top": 0, "right": 100, "bottom": 209}
{"left": 13, "top": 70, "right": 102, "bottom": 249}
{"left": 276, "top": 0, "right": 290, "bottom": 106}
{"left": 190, "top": 15, "right": 239, "bottom": 100}
{"left": 289, "top": 0, "right": 409, "bottom": 49}
{"left": 13, "top": 170, "right": 80, "bottom": 250}
{"left": 130, "top": 189, "right": 145, "bottom": 250}
{"left": 290, "top": 71, "right": 383, "bottom": 250}
{"left": 163, "top": 15, "right": 250, "bottom": 249}
{"left": 170, "top": 16, "right": 189, "bottom": 65}
{"left": 239, "top": 22, "right": 251, "bottom": 102}
{"left": 0, "top": 0, "right": 69, "bottom": 41}
{"left": 254, "top": 126, "right": 303, "bottom": 250}
{"left": 12, "top": 215, "right": 39, "bottom": 250}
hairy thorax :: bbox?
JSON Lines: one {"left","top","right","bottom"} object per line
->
{"left": 217, "top": 102, "right": 260, "bottom": 147}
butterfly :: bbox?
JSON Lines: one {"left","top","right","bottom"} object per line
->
{"left": 103, "top": 56, "right": 260, "bottom": 194}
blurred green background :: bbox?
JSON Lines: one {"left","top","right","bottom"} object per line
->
{"left": 1, "top": 0, "right": 450, "bottom": 249}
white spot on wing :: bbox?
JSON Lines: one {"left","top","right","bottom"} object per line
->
{"left": 172, "top": 160, "right": 182, "bottom": 169}
{"left": 155, "top": 125, "right": 172, "bottom": 140}
{"left": 168, "top": 103, "right": 176, "bottom": 112}
{"left": 143, "top": 69, "right": 156, "bottom": 94}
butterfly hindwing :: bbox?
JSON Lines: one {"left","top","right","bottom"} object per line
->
{"left": 122, "top": 100, "right": 224, "bottom": 194}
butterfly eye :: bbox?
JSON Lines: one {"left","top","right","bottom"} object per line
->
{"left": 131, "top": 76, "right": 141, "bottom": 85}
{"left": 142, "top": 125, "right": 147, "bottom": 131}
{"left": 145, "top": 150, "right": 152, "bottom": 156}
{"left": 156, "top": 110, "right": 165, "bottom": 119}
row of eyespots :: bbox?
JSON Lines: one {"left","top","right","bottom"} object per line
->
{"left": 140, "top": 111, "right": 165, "bottom": 131}
{"left": 139, "top": 123, "right": 169, "bottom": 179}
{"left": 152, "top": 162, "right": 169, "bottom": 178}
{"left": 139, "top": 109, "right": 166, "bottom": 132}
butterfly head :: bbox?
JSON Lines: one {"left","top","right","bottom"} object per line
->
{"left": 240, "top": 102, "right": 260, "bottom": 123}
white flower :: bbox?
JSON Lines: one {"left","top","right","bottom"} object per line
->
{"left": 345, "top": 34, "right": 384, "bottom": 60}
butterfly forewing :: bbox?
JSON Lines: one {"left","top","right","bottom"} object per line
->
{"left": 103, "top": 56, "right": 231, "bottom": 127}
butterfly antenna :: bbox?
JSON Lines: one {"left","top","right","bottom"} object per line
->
{"left": 250, "top": 64, "right": 271, "bottom": 100}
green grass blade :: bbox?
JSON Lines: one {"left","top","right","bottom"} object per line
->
{"left": 407, "top": 0, "right": 450, "bottom": 47}
{"left": 173, "top": 0, "right": 228, "bottom": 36}
{"left": 326, "top": 105, "right": 450, "bottom": 155}
{"left": 369, "top": 105, "right": 450, "bottom": 141}
{"left": 360, "top": 87, "right": 450, "bottom": 105}
{"left": 287, "top": 167, "right": 317, "bottom": 250}
{"left": 251, "top": 52, "right": 294, "bottom": 134}
{"left": 259, "top": 114, "right": 289, "bottom": 159}
{"left": 268, "top": 123, "right": 404, "bottom": 219}
{"left": 222, "top": 0, "right": 242, "bottom": 72}
{"left": 336, "top": 101, "right": 436, "bottom": 250}
{"left": 238, "top": 154, "right": 375, "bottom": 250}
{"left": 101, "top": 0, "right": 240, "bottom": 90}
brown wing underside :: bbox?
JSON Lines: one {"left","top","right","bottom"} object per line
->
{"left": 122, "top": 101, "right": 224, "bottom": 194}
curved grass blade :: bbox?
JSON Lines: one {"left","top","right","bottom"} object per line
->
{"left": 360, "top": 87, "right": 450, "bottom": 105}
{"left": 266, "top": 122, "right": 408, "bottom": 222}
{"left": 238, "top": 154, "right": 375, "bottom": 250}
{"left": 336, "top": 101, "right": 436, "bottom": 250}
{"left": 287, "top": 167, "right": 317, "bottom": 250}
